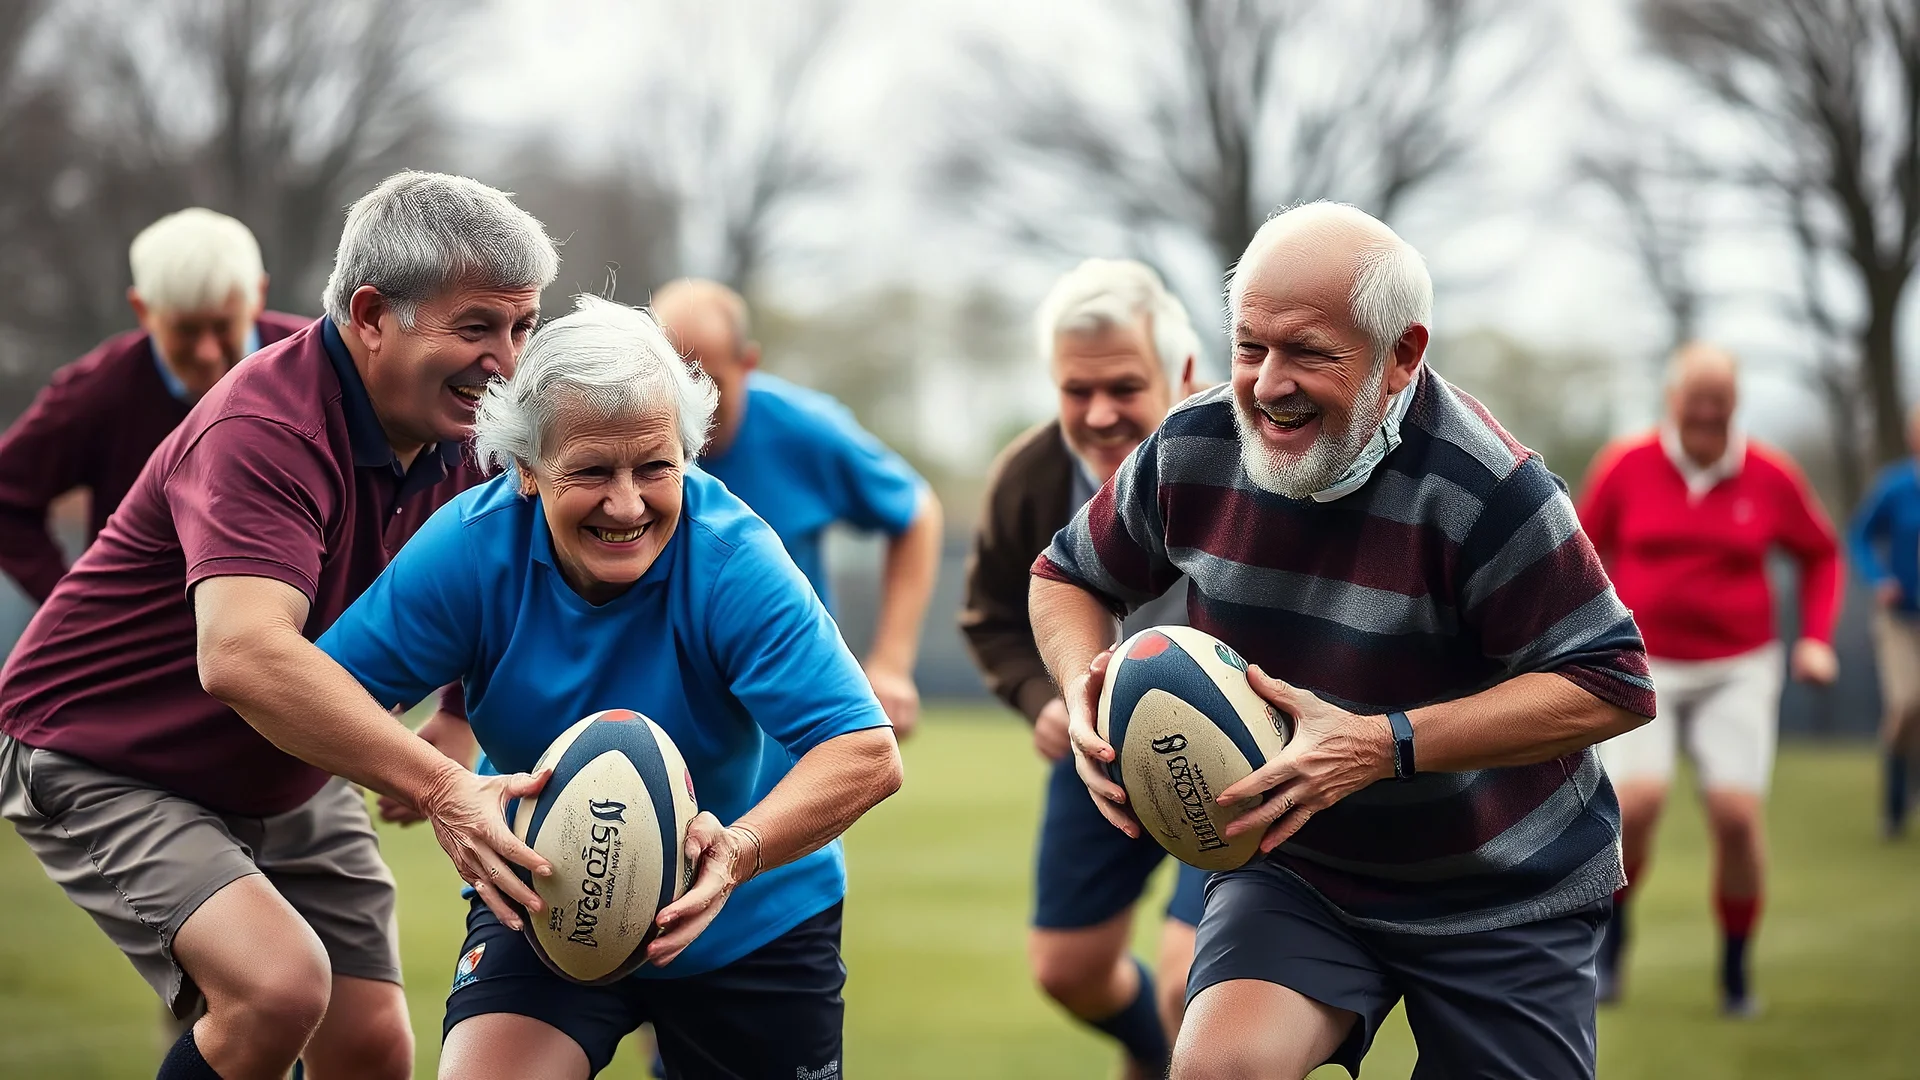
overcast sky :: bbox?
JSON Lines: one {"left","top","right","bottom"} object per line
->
{"left": 441, "top": 0, "right": 1908, "bottom": 456}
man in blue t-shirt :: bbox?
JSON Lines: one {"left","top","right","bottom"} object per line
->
{"left": 1850, "top": 401, "right": 1920, "bottom": 836}
{"left": 652, "top": 279, "right": 942, "bottom": 737}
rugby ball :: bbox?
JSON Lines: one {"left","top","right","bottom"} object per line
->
{"left": 509, "top": 709, "right": 699, "bottom": 984}
{"left": 1097, "top": 627, "right": 1292, "bottom": 871}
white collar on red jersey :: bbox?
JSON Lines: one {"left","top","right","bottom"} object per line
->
{"left": 1659, "top": 422, "right": 1746, "bottom": 502}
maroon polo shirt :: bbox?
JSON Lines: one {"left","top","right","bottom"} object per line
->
{"left": 0, "top": 311, "right": 310, "bottom": 602}
{"left": 0, "top": 318, "right": 483, "bottom": 815}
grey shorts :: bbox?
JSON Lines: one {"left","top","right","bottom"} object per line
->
{"left": 0, "top": 733, "right": 401, "bottom": 1017}
{"left": 1189, "top": 860, "right": 1606, "bottom": 1079}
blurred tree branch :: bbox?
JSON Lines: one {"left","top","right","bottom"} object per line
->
{"left": 932, "top": 0, "right": 1535, "bottom": 308}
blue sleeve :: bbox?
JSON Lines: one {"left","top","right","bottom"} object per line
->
{"left": 706, "top": 529, "right": 890, "bottom": 756}
{"left": 316, "top": 499, "right": 481, "bottom": 711}
{"left": 816, "top": 402, "right": 925, "bottom": 536}
{"left": 1849, "top": 472, "right": 1897, "bottom": 586}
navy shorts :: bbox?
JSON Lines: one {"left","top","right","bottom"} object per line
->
{"left": 1189, "top": 861, "right": 1606, "bottom": 1079}
{"left": 444, "top": 898, "right": 846, "bottom": 1079}
{"left": 1035, "top": 753, "right": 1210, "bottom": 929}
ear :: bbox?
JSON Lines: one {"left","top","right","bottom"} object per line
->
{"left": 739, "top": 340, "right": 761, "bottom": 372}
{"left": 127, "top": 287, "right": 152, "bottom": 331}
{"left": 253, "top": 275, "right": 270, "bottom": 314}
{"left": 1177, "top": 354, "right": 1198, "bottom": 400}
{"left": 347, "top": 285, "right": 391, "bottom": 352}
{"left": 1385, "top": 324, "right": 1429, "bottom": 395}
{"left": 515, "top": 462, "right": 539, "bottom": 498}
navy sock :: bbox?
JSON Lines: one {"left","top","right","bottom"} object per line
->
{"left": 1087, "top": 958, "right": 1171, "bottom": 1075}
{"left": 1720, "top": 933, "right": 1751, "bottom": 1004}
{"left": 157, "top": 1027, "right": 223, "bottom": 1080}
{"left": 1888, "top": 753, "right": 1910, "bottom": 833}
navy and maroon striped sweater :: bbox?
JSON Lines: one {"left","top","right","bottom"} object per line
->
{"left": 1034, "top": 369, "right": 1656, "bottom": 934}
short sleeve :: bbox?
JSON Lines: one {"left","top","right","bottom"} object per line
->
{"left": 316, "top": 499, "right": 481, "bottom": 711}
{"left": 1457, "top": 457, "right": 1656, "bottom": 718}
{"left": 705, "top": 527, "right": 890, "bottom": 756}
{"left": 818, "top": 402, "right": 925, "bottom": 536}
{"left": 1032, "top": 430, "right": 1178, "bottom": 615}
{"left": 165, "top": 416, "right": 340, "bottom": 600}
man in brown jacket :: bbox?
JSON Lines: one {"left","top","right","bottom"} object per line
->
{"left": 960, "top": 258, "right": 1202, "bottom": 1080}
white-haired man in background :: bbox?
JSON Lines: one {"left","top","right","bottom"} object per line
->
{"left": 1032, "top": 205, "right": 1654, "bottom": 1078}
{"left": 0, "top": 208, "right": 307, "bottom": 603}
{"left": 960, "top": 258, "right": 1204, "bottom": 1079}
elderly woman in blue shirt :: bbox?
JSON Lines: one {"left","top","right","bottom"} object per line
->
{"left": 316, "top": 295, "right": 902, "bottom": 1080}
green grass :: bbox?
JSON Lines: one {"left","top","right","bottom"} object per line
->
{"left": 2, "top": 709, "right": 1916, "bottom": 1078}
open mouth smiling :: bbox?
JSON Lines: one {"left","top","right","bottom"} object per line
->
{"left": 1258, "top": 403, "right": 1318, "bottom": 431}
{"left": 587, "top": 524, "right": 647, "bottom": 544}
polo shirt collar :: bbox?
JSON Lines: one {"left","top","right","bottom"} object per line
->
{"left": 319, "top": 318, "right": 462, "bottom": 475}
{"left": 1659, "top": 422, "right": 1745, "bottom": 502}
{"left": 1309, "top": 367, "right": 1420, "bottom": 503}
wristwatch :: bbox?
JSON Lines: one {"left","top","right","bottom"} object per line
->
{"left": 1386, "top": 710, "right": 1416, "bottom": 781}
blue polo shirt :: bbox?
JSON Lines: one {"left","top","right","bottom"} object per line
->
{"left": 1851, "top": 459, "right": 1920, "bottom": 613}
{"left": 698, "top": 372, "right": 924, "bottom": 611}
{"left": 316, "top": 466, "right": 890, "bottom": 977}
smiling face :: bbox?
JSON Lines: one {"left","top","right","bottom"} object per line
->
{"left": 133, "top": 283, "right": 264, "bottom": 400}
{"left": 1052, "top": 315, "right": 1172, "bottom": 483}
{"left": 1229, "top": 240, "right": 1419, "bottom": 498}
{"left": 359, "top": 280, "right": 541, "bottom": 451}
{"left": 1665, "top": 346, "right": 1739, "bottom": 469}
{"left": 523, "top": 404, "right": 685, "bottom": 605}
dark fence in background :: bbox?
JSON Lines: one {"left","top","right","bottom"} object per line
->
{"left": 0, "top": 532, "right": 1887, "bottom": 739}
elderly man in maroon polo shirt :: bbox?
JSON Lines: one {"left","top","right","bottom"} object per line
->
{"left": 0, "top": 171, "right": 559, "bottom": 1080}
{"left": 0, "top": 207, "right": 307, "bottom": 603}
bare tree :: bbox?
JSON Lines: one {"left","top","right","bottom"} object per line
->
{"left": 934, "top": 0, "right": 1534, "bottom": 313}
{"left": 1575, "top": 108, "right": 1708, "bottom": 352}
{"left": 622, "top": 0, "right": 847, "bottom": 294}
{"left": 1643, "top": 0, "right": 1920, "bottom": 477}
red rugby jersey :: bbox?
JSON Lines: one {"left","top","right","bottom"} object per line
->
{"left": 1577, "top": 431, "right": 1841, "bottom": 661}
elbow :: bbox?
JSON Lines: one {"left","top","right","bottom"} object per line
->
{"left": 872, "top": 731, "right": 905, "bottom": 805}
{"left": 196, "top": 631, "right": 254, "bottom": 705}
{"left": 1598, "top": 703, "right": 1652, "bottom": 743}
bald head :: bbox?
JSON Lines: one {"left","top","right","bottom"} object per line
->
{"left": 651, "top": 278, "right": 759, "bottom": 454}
{"left": 1665, "top": 342, "right": 1739, "bottom": 468}
{"left": 1228, "top": 201, "right": 1432, "bottom": 361}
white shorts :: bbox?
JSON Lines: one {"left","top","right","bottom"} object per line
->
{"left": 1600, "top": 643, "right": 1784, "bottom": 795}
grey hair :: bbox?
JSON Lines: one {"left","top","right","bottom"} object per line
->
{"left": 1227, "top": 201, "right": 1432, "bottom": 363}
{"left": 1035, "top": 258, "right": 1200, "bottom": 382}
{"left": 321, "top": 171, "right": 560, "bottom": 328}
{"left": 471, "top": 294, "right": 718, "bottom": 471}
{"left": 128, "top": 208, "right": 264, "bottom": 313}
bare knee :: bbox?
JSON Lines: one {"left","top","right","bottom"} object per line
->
{"left": 1032, "top": 943, "right": 1121, "bottom": 1016}
{"left": 202, "top": 945, "right": 332, "bottom": 1060}
{"left": 309, "top": 990, "right": 412, "bottom": 1080}
{"left": 1709, "top": 802, "right": 1764, "bottom": 852}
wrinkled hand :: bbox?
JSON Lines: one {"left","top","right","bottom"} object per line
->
{"left": 1790, "top": 638, "right": 1839, "bottom": 686}
{"left": 419, "top": 764, "right": 553, "bottom": 931}
{"left": 1878, "top": 581, "right": 1905, "bottom": 610}
{"left": 1217, "top": 666, "right": 1394, "bottom": 854}
{"left": 1034, "top": 697, "right": 1071, "bottom": 762}
{"left": 381, "top": 710, "right": 480, "bottom": 825}
{"left": 1064, "top": 647, "right": 1140, "bottom": 838}
{"left": 866, "top": 664, "right": 921, "bottom": 741}
{"left": 649, "top": 812, "right": 751, "bottom": 966}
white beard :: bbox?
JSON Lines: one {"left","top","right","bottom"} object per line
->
{"left": 1234, "top": 359, "right": 1388, "bottom": 499}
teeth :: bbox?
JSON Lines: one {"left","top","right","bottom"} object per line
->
{"left": 592, "top": 526, "right": 644, "bottom": 543}
{"left": 1260, "top": 405, "right": 1315, "bottom": 429}
{"left": 451, "top": 385, "right": 482, "bottom": 402}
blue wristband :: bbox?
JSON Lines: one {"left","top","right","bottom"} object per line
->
{"left": 1387, "top": 710, "right": 1416, "bottom": 781}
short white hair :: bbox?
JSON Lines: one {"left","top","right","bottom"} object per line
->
{"left": 128, "top": 208, "right": 264, "bottom": 313}
{"left": 322, "top": 171, "right": 559, "bottom": 328}
{"left": 1227, "top": 201, "right": 1433, "bottom": 363}
{"left": 1036, "top": 258, "right": 1199, "bottom": 382}
{"left": 472, "top": 295, "right": 718, "bottom": 471}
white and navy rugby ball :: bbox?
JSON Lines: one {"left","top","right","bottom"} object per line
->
{"left": 510, "top": 709, "right": 699, "bottom": 985}
{"left": 1097, "top": 626, "right": 1292, "bottom": 871}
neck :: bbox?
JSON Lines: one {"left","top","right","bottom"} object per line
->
{"left": 339, "top": 321, "right": 429, "bottom": 468}
{"left": 708, "top": 390, "right": 747, "bottom": 456}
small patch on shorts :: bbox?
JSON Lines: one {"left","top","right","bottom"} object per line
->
{"left": 452, "top": 943, "right": 486, "bottom": 990}
{"left": 795, "top": 1062, "right": 840, "bottom": 1080}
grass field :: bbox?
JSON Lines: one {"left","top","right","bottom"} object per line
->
{"left": 2, "top": 708, "right": 1916, "bottom": 1078}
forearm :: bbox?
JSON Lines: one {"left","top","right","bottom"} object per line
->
{"left": 1798, "top": 550, "right": 1843, "bottom": 642}
{"left": 732, "top": 726, "right": 902, "bottom": 874}
{"left": 201, "top": 628, "right": 464, "bottom": 808}
{"left": 867, "top": 496, "right": 942, "bottom": 673}
{"left": 1029, "top": 576, "right": 1119, "bottom": 692}
{"left": 1407, "top": 671, "right": 1648, "bottom": 773}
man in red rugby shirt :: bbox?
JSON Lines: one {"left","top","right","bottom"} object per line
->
{"left": 0, "top": 208, "right": 306, "bottom": 602}
{"left": 1580, "top": 342, "right": 1841, "bottom": 1014}
{"left": 0, "top": 171, "right": 559, "bottom": 1080}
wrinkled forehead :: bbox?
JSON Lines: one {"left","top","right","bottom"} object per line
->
{"left": 1232, "top": 240, "right": 1362, "bottom": 333}
{"left": 545, "top": 399, "right": 683, "bottom": 461}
